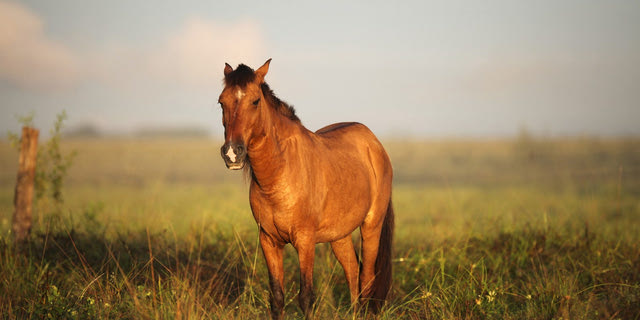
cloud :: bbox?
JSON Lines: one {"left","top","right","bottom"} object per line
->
{"left": 0, "top": 1, "right": 265, "bottom": 92}
{"left": 0, "top": 1, "right": 80, "bottom": 90}
{"left": 90, "top": 17, "right": 266, "bottom": 91}
{"left": 148, "top": 17, "right": 265, "bottom": 88}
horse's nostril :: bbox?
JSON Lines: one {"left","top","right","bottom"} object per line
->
{"left": 221, "top": 145, "right": 229, "bottom": 157}
{"left": 236, "top": 145, "right": 245, "bottom": 156}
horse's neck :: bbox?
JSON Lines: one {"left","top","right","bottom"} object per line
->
{"left": 248, "top": 114, "right": 308, "bottom": 190}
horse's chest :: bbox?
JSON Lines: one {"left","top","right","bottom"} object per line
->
{"left": 272, "top": 210, "right": 295, "bottom": 232}
{"left": 250, "top": 192, "right": 303, "bottom": 243}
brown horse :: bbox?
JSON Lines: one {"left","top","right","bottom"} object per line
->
{"left": 218, "top": 59, "right": 393, "bottom": 319}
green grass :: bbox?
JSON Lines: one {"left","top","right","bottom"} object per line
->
{"left": 0, "top": 137, "right": 639, "bottom": 319}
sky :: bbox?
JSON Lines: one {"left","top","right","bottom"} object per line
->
{"left": 1, "top": 0, "right": 639, "bottom": 138}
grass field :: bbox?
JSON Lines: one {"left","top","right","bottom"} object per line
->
{"left": 0, "top": 136, "right": 639, "bottom": 319}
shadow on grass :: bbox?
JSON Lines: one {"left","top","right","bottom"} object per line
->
{"left": 1, "top": 224, "right": 250, "bottom": 319}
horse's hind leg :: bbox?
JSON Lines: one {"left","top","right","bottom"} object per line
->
{"left": 359, "top": 200, "right": 390, "bottom": 303}
{"left": 359, "top": 197, "right": 394, "bottom": 313}
{"left": 330, "top": 235, "right": 360, "bottom": 307}
{"left": 359, "top": 218, "right": 383, "bottom": 301}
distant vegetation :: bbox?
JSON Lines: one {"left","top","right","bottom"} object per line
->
{"left": 63, "top": 123, "right": 211, "bottom": 139}
{"left": 63, "top": 124, "right": 103, "bottom": 138}
{"left": 0, "top": 136, "right": 638, "bottom": 319}
{"left": 131, "top": 127, "right": 211, "bottom": 139}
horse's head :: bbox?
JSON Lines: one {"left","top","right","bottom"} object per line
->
{"left": 218, "top": 59, "right": 271, "bottom": 170}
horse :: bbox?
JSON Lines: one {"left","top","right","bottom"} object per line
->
{"left": 217, "top": 59, "right": 394, "bottom": 319}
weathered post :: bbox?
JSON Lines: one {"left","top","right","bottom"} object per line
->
{"left": 12, "top": 126, "right": 39, "bottom": 243}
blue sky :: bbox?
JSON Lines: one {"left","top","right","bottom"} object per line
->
{"left": 1, "top": 0, "right": 639, "bottom": 137}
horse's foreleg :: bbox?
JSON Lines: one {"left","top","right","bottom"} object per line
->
{"left": 294, "top": 236, "right": 316, "bottom": 319}
{"left": 260, "top": 232, "right": 285, "bottom": 320}
{"left": 330, "top": 235, "right": 359, "bottom": 307}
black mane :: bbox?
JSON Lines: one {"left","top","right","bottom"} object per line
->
{"left": 224, "top": 64, "right": 300, "bottom": 123}
{"left": 224, "top": 64, "right": 255, "bottom": 88}
{"left": 261, "top": 83, "right": 300, "bottom": 123}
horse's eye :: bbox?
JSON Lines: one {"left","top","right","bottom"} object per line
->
{"left": 252, "top": 98, "right": 261, "bottom": 106}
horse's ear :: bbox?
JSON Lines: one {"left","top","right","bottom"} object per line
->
{"left": 255, "top": 58, "right": 272, "bottom": 83}
{"left": 224, "top": 63, "right": 233, "bottom": 77}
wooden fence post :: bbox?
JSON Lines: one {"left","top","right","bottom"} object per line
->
{"left": 12, "top": 126, "right": 39, "bottom": 243}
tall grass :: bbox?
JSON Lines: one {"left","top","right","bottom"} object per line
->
{"left": 0, "top": 137, "right": 638, "bottom": 319}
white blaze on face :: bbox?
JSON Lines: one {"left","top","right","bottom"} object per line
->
{"left": 235, "top": 89, "right": 245, "bottom": 100}
{"left": 226, "top": 147, "right": 237, "bottom": 162}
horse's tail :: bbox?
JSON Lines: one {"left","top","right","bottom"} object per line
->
{"left": 370, "top": 198, "right": 394, "bottom": 313}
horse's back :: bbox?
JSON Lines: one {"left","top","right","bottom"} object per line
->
{"left": 315, "top": 122, "right": 361, "bottom": 135}
{"left": 315, "top": 122, "right": 392, "bottom": 181}
{"left": 315, "top": 122, "right": 380, "bottom": 145}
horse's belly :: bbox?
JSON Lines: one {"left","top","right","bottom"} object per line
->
{"left": 315, "top": 200, "right": 369, "bottom": 243}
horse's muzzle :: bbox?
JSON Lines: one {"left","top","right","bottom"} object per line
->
{"left": 221, "top": 142, "right": 246, "bottom": 170}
